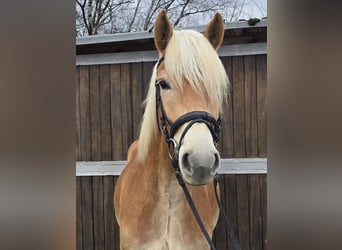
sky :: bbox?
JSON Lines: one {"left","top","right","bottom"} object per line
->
{"left": 241, "top": 0, "right": 267, "bottom": 19}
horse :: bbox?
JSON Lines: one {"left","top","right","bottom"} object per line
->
{"left": 114, "top": 10, "right": 229, "bottom": 250}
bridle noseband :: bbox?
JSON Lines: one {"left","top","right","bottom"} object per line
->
{"left": 155, "top": 57, "right": 222, "bottom": 165}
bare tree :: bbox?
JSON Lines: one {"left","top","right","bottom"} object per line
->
{"left": 76, "top": 10, "right": 85, "bottom": 36}
{"left": 76, "top": 0, "right": 250, "bottom": 36}
{"left": 225, "top": 0, "right": 246, "bottom": 22}
{"left": 127, "top": 0, "right": 142, "bottom": 32}
{"left": 123, "top": 0, "right": 236, "bottom": 32}
{"left": 76, "top": 0, "right": 132, "bottom": 35}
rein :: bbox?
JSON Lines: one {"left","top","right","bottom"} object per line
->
{"left": 155, "top": 57, "right": 241, "bottom": 250}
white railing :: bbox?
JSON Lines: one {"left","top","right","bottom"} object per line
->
{"left": 76, "top": 158, "right": 267, "bottom": 176}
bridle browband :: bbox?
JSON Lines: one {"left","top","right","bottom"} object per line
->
{"left": 154, "top": 56, "right": 241, "bottom": 250}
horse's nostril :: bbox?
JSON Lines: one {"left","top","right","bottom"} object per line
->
{"left": 181, "top": 153, "right": 193, "bottom": 174}
{"left": 212, "top": 153, "right": 220, "bottom": 173}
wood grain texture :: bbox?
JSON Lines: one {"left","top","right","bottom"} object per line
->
{"left": 236, "top": 175, "right": 250, "bottom": 250}
{"left": 260, "top": 174, "right": 267, "bottom": 249}
{"left": 256, "top": 55, "right": 267, "bottom": 157}
{"left": 90, "top": 65, "right": 102, "bottom": 161}
{"left": 76, "top": 56, "right": 266, "bottom": 160}
{"left": 93, "top": 176, "right": 105, "bottom": 250}
{"left": 119, "top": 63, "right": 132, "bottom": 159}
{"left": 104, "top": 176, "right": 116, "bottom": 250}
{"left": 76, "top": 177, "right": 83, "bottom": 250}
{"left": 113, "top": 176, "right": 121, "bottom": 249}
{"left": 110, "top": 64, "right": 122, "bottom": 160}
{"left": 81, "top": 176, "right": 94, "bottom": 249}
{"left": 131, "top": 62, "right": 143, "bottom": 140}
{"left": 220, "top": 57, "right": 234, "bottom": 158}
{"left": 79, "top": 66, "right": 91, "bottom": 161}
{"left": 100, "top": 64, "right": 112, "bottom": 160}
{"left": 224, "top": 175, "right": 238, "bottom": 250}
{"left": 76, "top": 67, "right": 81, "bottom": 161}
{"left": 244, "top": 55, "right": 258, "bottom": 157}
{"left": 142, "top": 62, "right": 154, "bottom": 98}
{"left": 249, "top": 175, "right": 263, "bottom": 250}
{"left": 232, "top": 56, "right": 246, "bottom": 157}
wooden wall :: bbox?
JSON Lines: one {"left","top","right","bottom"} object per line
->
{"left": 76, "top": 54, "right": 267, "bottom": 250}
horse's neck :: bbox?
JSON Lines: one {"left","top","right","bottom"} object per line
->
{"left": 144, "top": 134, "right": 178, "bottom": 194}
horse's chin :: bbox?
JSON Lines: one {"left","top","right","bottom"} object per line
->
{"left": 180, "top": 170, "right": 215, "bottom": 186}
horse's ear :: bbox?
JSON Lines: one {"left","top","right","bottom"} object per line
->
{"left": 204, "top": 13, "right": 225, "bottom": 50}
{"left": 154, "top": 10, "right": 173, "bottom": 55}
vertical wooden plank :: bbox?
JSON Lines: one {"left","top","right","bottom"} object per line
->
{"left": 244, "top": 56, "right": 258, "bottom": 157}
{"left": 76, "top": 177, "right": 83, "bottom": 250}
{"left": 90, "top": 65, "right": 102, "bottom": 161}
{"left": 213, "top": 176, "right": 228, "bottom": 249}
{"left": 120, "top": 63, "right": 132, "bottom": 159}
{"left": 131, "top": 62, "right": 144, "bottom": 141}
{"left": 100, "top": 65, "right": 115, "bottom": 250}
{"left": 236, "top": 175, "right": 250, "bottom": 250}
{"left": 232, "top": 56, "right": 246, "bottom": 157}
{"left": 248, "top": 175, "right": 263, "bottom": 250}
{"left": 81, "top": 176, "right": 94, "bottom": 249}
{"left": 90, "top": 65, "right": 104, "bottom": 249}
{"left": 114, "top": 176, "right": 121, "bottom": 249}
{"left": 218, "top": 58, "right": 235, "bottom": 249}
{"left": 110, "top": 64, "right": 122, "bottom": 160}
{"left": 259, "top": 175, "right": 267, "bottom": 250}
{"left": 110, "top": 64, "right": 122, "bottom": 249}
{"left": 224, "top": 175, "right": 238, "bottom": 250}
{"left": 100, "top": 64, "right": 112, "bottom": 161}
{"left": 256, "top": 55, "right": 267, "bottom": 157}
{"left": 79, "top": 66, "right": 91, "bottom": 161}
{"left": 220, "top": 57, "right": 234, "bottom": 158}
{"left": 142, "top": 62, "right": 154, "bottom": 98}
{"left": 76, "top": 66, "right": 81, "bottom": 161}
{"left": 104, "top": 176, "right": 115, "bottom": 250}
{"left": 93, "top": 176, "right": 105, "bottom": 250}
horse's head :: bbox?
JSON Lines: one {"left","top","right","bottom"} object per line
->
{"left": 151, "top": 11, "right": 228, "bottom": 185}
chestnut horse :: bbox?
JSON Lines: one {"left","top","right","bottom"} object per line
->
{"left": 114, "top": 10, "right": 229, "bottom": 250}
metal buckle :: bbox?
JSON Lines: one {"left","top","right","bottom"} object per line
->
{"left": 167, "top": 138, "right": 178, "bottom": 160}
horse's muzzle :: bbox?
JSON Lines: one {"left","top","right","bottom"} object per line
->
{"left": 178, "top": 132, "right": 220, "bottom": 185}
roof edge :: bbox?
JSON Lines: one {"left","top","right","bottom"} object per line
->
{"left": 76, "top": 19, "right": 267, "bottom": 45}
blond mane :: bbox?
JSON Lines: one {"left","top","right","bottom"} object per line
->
{"left": 137, "top": 29, "right": 229, "bottom": 162}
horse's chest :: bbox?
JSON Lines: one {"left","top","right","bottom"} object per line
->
{"left": 122, "top": 182, "right": 211, "bottom": 249}
{"left": 152, "top": 184, "right": 209, "bottom": 250}
{"left": 142, "top": 199, "right": 206, "bottom": 250}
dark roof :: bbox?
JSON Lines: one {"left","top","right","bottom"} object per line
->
{"left": 76, "top": 19, "right": 267, "bottom": 55}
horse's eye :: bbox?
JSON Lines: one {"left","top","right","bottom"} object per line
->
{"left": 159, "top": 80, "right": 171, "bottom": 90}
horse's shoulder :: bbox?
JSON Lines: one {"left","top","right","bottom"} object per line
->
{"left": 127, "top": 140, "right": 139, "bottom": 161}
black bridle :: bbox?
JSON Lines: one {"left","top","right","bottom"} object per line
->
{"left": 155, "top": 56, "right": 241, "bottom": 250}
{"left": 155, "top": 57, "right": 221, "bottom": 165}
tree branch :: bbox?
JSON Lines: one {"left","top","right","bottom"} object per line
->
{"left": 76, "top": 0, "right": 90, "bottom": 35}
{"left": 143, "top": 0, "right": 157, "bottom": 31}
{"left": 128, "top": 0, "right": 142, "bottom": 32}
{"left": 173, "top": 0, "right": 191, "bottom": 26}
